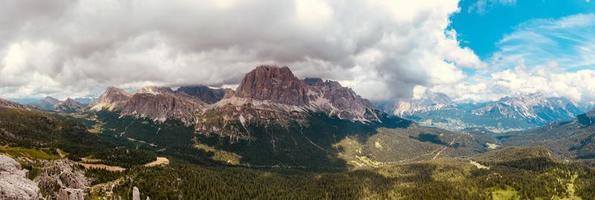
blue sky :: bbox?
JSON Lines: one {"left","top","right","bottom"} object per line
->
{"left": 425, "top": 0, "right": 595, "bottom": 103}
{"left": 451, "top": 0, "right": 594, "bottom": 59}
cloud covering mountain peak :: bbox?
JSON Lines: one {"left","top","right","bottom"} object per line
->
{"left": 0, "top": 0, "right": 481, "bottom": 101}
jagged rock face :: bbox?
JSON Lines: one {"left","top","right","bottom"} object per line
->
{"left": 35, "top": 159, "right": 89, "bottom": 200}
{"left": 306, "top": 79, "right": 379, "bottom": 121}
{"left": 197, "top": 66, "right": 382, "bottom": 139}
{"left": 55, "top": 98, "right": 85, "bottom": 113}
{"left": 230, "top": 66, "right": 379, "bottom": 121}
{"left": 91, "top": 87, "right": 131, "bottom": 111}
{"left": 197, "top": 99, "right": 307, "bottom": 140}
{"left": 0, "top": 155, "right": 40, "bottom": 200}
{"left": 235, "top": 65, "right": 309, "bottom": 106}
{"left": 91, "top": 86, "right": 206, "bottom": 125}
{"left": 177, "top": 85, "right": 225, "bottom": 104}
{"left": 121, "top": 92, "right": 204, "bottom": 125}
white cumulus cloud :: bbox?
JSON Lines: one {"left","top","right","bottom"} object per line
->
{"left": 427, "top": 14, "right": 595, "bottom": 104}
{"left": 0, "top": 0, "right": 482, "bottom": 101}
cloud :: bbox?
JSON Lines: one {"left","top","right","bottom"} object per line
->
{"left": 492, "top": 14, "right": 595, "bottom": 72}
{"left": 0, "top": 0, "right": 482, "bottom": 100}
{"left": 428, "top": 14, "right": 595, "bottom": 103}
{"left": 432, "top": 67, "right": 595, "bottom": 103}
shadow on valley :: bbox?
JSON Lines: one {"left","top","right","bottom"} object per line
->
{"left": 94, "top": 111, "right": 412, "bottom": 171}
{"left": 195, "top": 112, "right": 412, "bottom": 170}
{"left": 409, "top": 133, "right": 448, "bottom": 145}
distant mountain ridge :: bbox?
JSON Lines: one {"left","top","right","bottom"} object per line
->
{"left": 394, "top": 92, "right": 586, "bottom": 132}
{"left": 394, "top": 92, "right": 454, "bottom": 116}
{"left": 6, "top": 97, "right": 85, "bottom": 113}
{"left": 90, "top": 65, "right": 384, "bottom": 139}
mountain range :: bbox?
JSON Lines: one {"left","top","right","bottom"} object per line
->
{"left": 1, "top": 65, "right": 595, "bottom": 199}
{"left": 394, "top": 92, "right": 587, "bottom": 132}
{"left": 19, "top": 96, "right": 88, "bottom": 113}
{"left": 91, "top": 65, "right": 383, "bottom": 138}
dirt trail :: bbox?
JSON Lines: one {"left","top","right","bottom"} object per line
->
{"left": 80, "top": 163, "right": 126, "bottom": 172}
{"left": 144, "top": 157, "right": 169, "bottom": 167}
{"left": 80, "top": 157, "right": 170, "bottom": 172}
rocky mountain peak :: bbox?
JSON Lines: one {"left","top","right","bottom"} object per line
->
{"left": 63, "top": 98, "right": 81, "bottom": 105}
{"left": 235, "top": 65, "right": 309, "bottom": 106}
{"left": 55, "top": 98, "right": 85, "bottom": 113}
{"left": 103, "top": 87, "right": 131, "bottom": 99}
{"left": 196, "top": 65, "right": 385, "bottom": 139}
{"left": 121, "top": 91, "right": 205, "bottom": 125}
{"left": 90, "top": 87, "right": 131, "bottom": 111}
{"left": 306, "top": 79, "right": 379, "bottom": 121}
{"left": 176, "top": 85, "right": 225, "bottom": 104}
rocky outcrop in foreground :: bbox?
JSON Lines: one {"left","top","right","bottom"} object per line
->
{"left": 0, "top": 155, "right": 40, "bottom": 200}
{"left": 35, "top": 159, "right": 90, "bottom": 200}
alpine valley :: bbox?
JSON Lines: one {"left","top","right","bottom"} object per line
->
{"left": 1, "top": 65, "right": 595, "bottom": 199}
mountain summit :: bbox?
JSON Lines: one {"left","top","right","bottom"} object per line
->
{"left": 219, "top": 65, "right": 380, "bottom": 122}
{"left": 235, "top": 65, "right": 309, "bottom": 106}
{"left": 91, "top": 87, "right": 131, "bottom": 111}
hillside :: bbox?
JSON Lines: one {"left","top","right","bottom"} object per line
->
{"left": 497, "top": 109, "right": 595, "bottom": 161}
